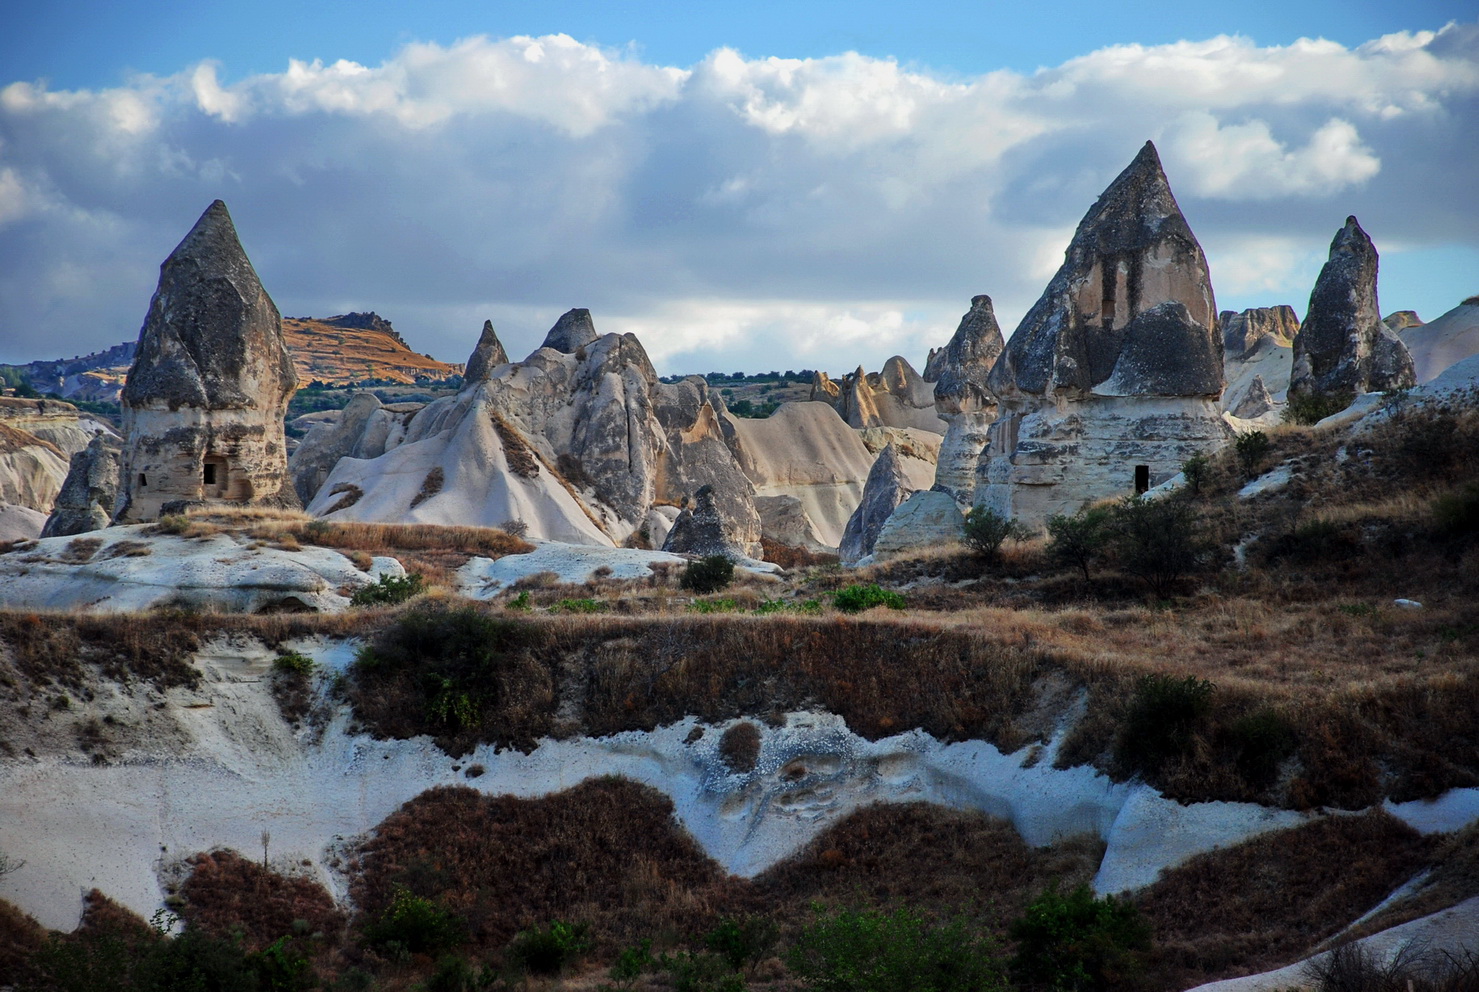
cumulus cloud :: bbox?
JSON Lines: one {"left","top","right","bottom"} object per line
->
{"left": 0, "top": 25, "right": 1475, "bottom": 371}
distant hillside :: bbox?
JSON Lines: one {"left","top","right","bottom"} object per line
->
{"left": 3, "top": 312, "right": 462, "bottom": 401}
{"left": 283, "top": 312, "right": 461, "bottom": 386}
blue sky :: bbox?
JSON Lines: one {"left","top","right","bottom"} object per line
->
{"left": 1, "top": 1, "right": 1476, "bottom": 372}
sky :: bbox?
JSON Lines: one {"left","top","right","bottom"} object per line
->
{"left": 1, "top": 1, "right": 1476, "bottom": 375}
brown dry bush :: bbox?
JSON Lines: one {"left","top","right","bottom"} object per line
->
{"left": 349, "top": 779, "right": 737, "bottom": 956}
{"left": 0, "top": 612, "right": 203, "bottom": 691}
{"left": 489, "top": 409, "right": 540, "bottom": 479}
{"left": 752, "top": 801, "right": 1102, "bottom": 936}
{"left": 1136, "top": 810, "right": 1434, "bottom": 989}
{"left": 179, "top": 849, "right": 345, "bottom": 952}
{"left": 718, "top": 721, "right": 761, "bottom": 772}
{"left": 0, "top": 899, "right": 46, "bottom": 986}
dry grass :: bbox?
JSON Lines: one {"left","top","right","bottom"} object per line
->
{"left": 489, "top": 409, "right": 540, "bottom": 479}
{"left": 0, "top": 422, "right": 63, "bottom": 457}
{"left": 0, "top": 899, "right": 46, "bottom": 986}
{"left": 408, "top": 466, "right": 444, "bottom": 509}
{"left": 282, "top": 317, "right": 458, "bottom": 386}
{"left": 349, "top": 779, "right": 737, "bottom": 957}
{"left": 1136, "top": 810, "right": 1435, "bottom": 989}
{"left": 179, "top": 849, "right": 345, "bottom": 952}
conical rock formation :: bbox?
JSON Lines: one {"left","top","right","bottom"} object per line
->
{"left": 116, "top": 200, "right": 299, "bottom": 520}
{"left": 41, "top": 437, "right": 119, "bottom": 537}
{"left": 977, "top": 142, "right": 1229, "bottom": 526}
{"left": 463, "top": 320, "right": 510, "bottom": 386}
{"left": 930, "top": 295, "right": 1005, "bottom": 504}
{"left": 840, "top": 443, "right": 912, "bottom": 564}
{"left": 1289, "top": 217, "right": 1415, "bottom": 411}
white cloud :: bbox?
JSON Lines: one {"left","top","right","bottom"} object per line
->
{"left": 0, "top": 24, "right": 1475, "bottom": 370}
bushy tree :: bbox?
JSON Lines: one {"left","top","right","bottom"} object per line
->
{"left": 962, "top": 506, "right": 1026, "bottom": 561}
{"left": 1046, "top": 506, "right": 1112, "bottom": 581}
{"left": 789, "top": 906, "right": 1005, "bottom": 992}
{"left": 681, "top": 555, "right": 735, "bottom": 594}
{"left": 1109, "top": 495, "right": 1205, "bottom": 597}
{"left": 1010, "top": 886, "right": 1150, "bottom": 992}
{"left": 1233, "top": 430, "right": 1272, "bottom": 480}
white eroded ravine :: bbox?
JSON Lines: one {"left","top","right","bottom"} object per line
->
{"left": 1, "top": 635, "right": 1476, "bottom": 934}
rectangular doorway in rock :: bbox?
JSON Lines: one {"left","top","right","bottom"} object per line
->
{"left": 203, "top": 455, "right": 229, "bottom": 497}
{"left": 1134, "top": 465, "right": 1150, "bottom": 494}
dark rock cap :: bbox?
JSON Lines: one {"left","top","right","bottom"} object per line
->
{"left": 661, "top": 484, "right": 745, "bottom": 558}
{"left": 987, "top": 141, "right": 1222, "bottom": 400}
{"left": 932, "top": 295, "right": 1005, "bottom": 410}
{"left": 541, "top": 308, "right": 599, "bottom": 354}
{"left": 122, "top": 199, "right": 297, "bottom": 411}
{"left": 1290, "top": 215, "right": 1415, "bottom": 403}
{"left": 463, "top": 319, "right": 510, "bottom": 386}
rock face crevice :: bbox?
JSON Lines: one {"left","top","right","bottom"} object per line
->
{"left": 1289, "top": 216, "right": 1416, "bottom": 411}
{"left": 116, "top": 200, "right": 300, "bottom": 521}
{"left": 977, "top": 141, "right": 1229, "bottom": 526}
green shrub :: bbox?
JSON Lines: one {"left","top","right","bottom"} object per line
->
{"left": 1009, "top": 885, "right": 1150, "bottom": 992}
{"left": 1109, "top": 495, "right": 1205, "bottom": 597}
{"left": 1225, "top": 708, "right": 1297, "bottom": 786}
{"left": 1115, "top": 673, "right": 1217, "bottom": 775}
{"left": 350, "top": 572, "right": 425, "bottom": 607}
{"left": 789, "top": 906, "right": 1005, "bottom": 992}
{"left": 506, "top": 591, "right": 532, "bottom": 611}
{"left": 962, "top": 506, "right": 1026, "bottom": 560}
{"left": 508, "top": 919, "right": 591, "bottom": 976}
{"left": 1181, "top": 453, "right": 1210, "bottom": 496}
{"left": 660, "top": 950, "right": 745, "bottom": 992}
{"left": 1233, "top": 430, "right": 1272, "bottom": 479}
{"left": 1283, "top": 391, "right": 1350, "bottom": 426}
{"left": 607, "top": 939, "right": 657, "bottom": 990}
{"left": 272, "top": 652, "right": 315, "bottom": 677}
{"left": 682, "top": 555, "right": 736, "bottom": 594}
{"left": 550, "top": 597, "right": 606, "bottom": 614}
{"left": 1434, "top": 482, "right": 1479, "bottom": 537}
{"left": 361, "top": 886, "right": 466, "bottom": 955}
{"left": 705, "top": 914, "right": 779, "bottom": 975}
{"left": 1046, "top": 506, "right": 1112, "bottom": 581}
{"left": 833, "top": 584, "right": 906, "bottom": 614}
{"left": 350, "top": 604, "right": 530, "bottom": 732}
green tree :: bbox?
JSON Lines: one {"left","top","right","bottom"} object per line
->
{"left": 1046, "top": 507, "right": 1112, "bottom": 581}
{"left": 962, "top": 506, "right": 1026, "bottom": 561}
{"left": 1109, "top": 495, "right": 1205, "bottom": 597}
{"left": 1009, "top": 886, "right": 1150, "bottom": 992}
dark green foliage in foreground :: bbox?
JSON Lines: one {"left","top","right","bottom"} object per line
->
{"left": 1433, "top": 482, "right": 1479, "bottom": 538}
{"left": 349, "top": 572, "right": 425, "bottom": 607}
{"left": 1234, "top": 430, "right": 1273, "bottom": 479}
{"left": 26, "top": 911, "right": 315, "bottom": 992}
{"left": 508, "top": 919, "right": 590, "bottom": 976}
{"left": 1010, "top": 886, "right": 1150, "bottom": 992}
{"left": 833, "top": 584, "right": 906, "bottom": 613}
{"left": 681, "top": 555, "right": 736, "bottom": 594}
{"left": 1283, "top": 392, "right": 1350, "bottom": 426}
{"left": 705, "top": 913, "right": 779, "bottom": 975}
{"left": 361, "top": 887, "right": 467, "bottom": 956}
{"left": 352, "top": 605, "right": 531, "bottom": 732}
{"left": 789, "top": 906, "right": 1006, "bottom": 992}
{"left": 1116, "top": 674, "right": 1217, "bottom": 776}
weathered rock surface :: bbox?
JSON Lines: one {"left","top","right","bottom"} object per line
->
{"left": 0, "top": 525, "right": 403, "bottom": 613}
{"left": 308, "top": 311, "right": 762, "bottom": 553}
{"left": 41, "top": 437, "right": 119, "bottom": 537}
{"left": 0, "top": 503, "right": 46, "bottom": 542}
{"left": 0, "top": 397, "right": 117, "bottom": 457}
{"left": 930, "top": 296, "right": 1005, "bottom": 504}
{"left": 539, "top": 307, "right": 600, "bottom": 354}
{"left": 840, "top": 443, "right": 912, "bottom": 564}
{"left": 1289, "top": 216, "right": 1415, "bottom": 411}
{"left": 0, "top": 423, "right": 70, "bottom": 514}
{"left": 462, "top": 320, "right": 510, "bottom": 386}
{"left": 1398, "top": 301, "right": 1479, "bottom": 384}
{"left": 724, "top": 403, "right": 936, "bottom": 549}
{"left": 811, "top": 357, "right": 944, "bottom": 431}
{"left": 871, "top": 489, "right": 965, "bottom": 560}
{"left": 1382, "top": 310, "right": 1424, "bottom": 333}
{"left": 661, "top": 484, "right": 750, "bottom": 558}
{"left": 977, "top": 141, "right": 1229, "bottom": 526}
{"left": 1221, "top": 306, "right": 1299, "bottom": 358}
{"left": 1228, "top": 374, "right": 1275, "bottom": 420}
{"left": 116, "top": 200, "right": 300, "bottom": 521}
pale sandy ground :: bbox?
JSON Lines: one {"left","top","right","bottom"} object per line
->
{"left": 2, "top": 635, "right": 1475, "bottom": 945}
